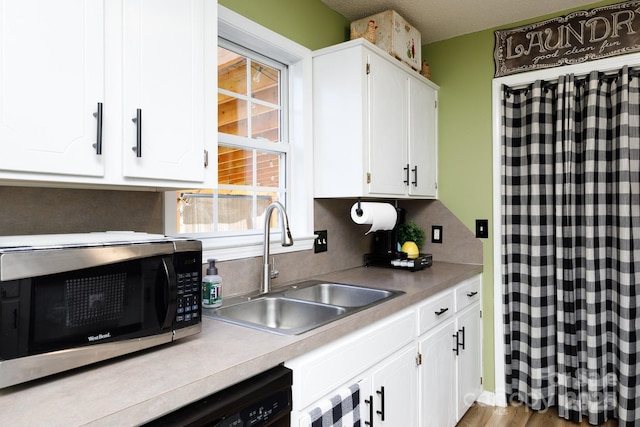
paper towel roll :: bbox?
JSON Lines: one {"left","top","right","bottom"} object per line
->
{"left": 350, "top": 202, "right": 398, "bottom": 234}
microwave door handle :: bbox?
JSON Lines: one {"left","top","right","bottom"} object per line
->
{"left": 160, "top": 257, "right": 178, "bottom": 329}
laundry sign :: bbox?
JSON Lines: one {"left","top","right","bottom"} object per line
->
{"left": 494, "top": 0, "right": 640, "bottom": 77}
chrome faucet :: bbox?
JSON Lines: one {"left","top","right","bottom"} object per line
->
{"left": 261, "top": 201, "right": 293, "bottom": 294}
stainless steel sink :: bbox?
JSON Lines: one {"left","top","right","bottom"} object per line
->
{"left": 208, "top": 297, "right": 347, "bottom": 335}
{"left": 284, "top": 282, "right": 395, "bottom": 307}
{"left": 204, "top": 281, "right": 403, "bottom": 335}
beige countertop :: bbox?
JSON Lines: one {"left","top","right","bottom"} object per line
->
{"left": 0, "top": 262, "right": 482, "bottom": 426}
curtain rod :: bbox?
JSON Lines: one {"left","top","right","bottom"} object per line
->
{"left": 504, "top": 67, "right": 640, "bottom": 97}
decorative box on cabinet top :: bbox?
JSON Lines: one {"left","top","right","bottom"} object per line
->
{"left": 350, "top": 10, "right": 421, "bottom": 71}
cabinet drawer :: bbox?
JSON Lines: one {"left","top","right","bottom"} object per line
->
{"left": 418, "top": 291, "right": 454, "bottom": 335}
{"left": 455, "top": 275, "right": 481, "bottom": 312}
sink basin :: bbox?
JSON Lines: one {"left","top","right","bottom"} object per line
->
{"left": 207, "top": 296, "right": 347, "bottom": 335}
{"left": 284, "top": 282, "right": 395, "bottom": 307}
{"left": 205, "top": 281, "right": 403, "bottom": 335}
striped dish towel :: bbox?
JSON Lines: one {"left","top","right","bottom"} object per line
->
{"left": 308, "top": 383, "right": 361, "bottom": 427}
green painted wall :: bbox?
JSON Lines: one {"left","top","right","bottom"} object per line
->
{"left": 221, "top": 0, "right": 626, "bottom": 394}
{"left": 218, "top": 0, "right": 349, "bottom": 50}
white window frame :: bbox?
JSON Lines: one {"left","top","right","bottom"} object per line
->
{"left": 164, "top": 4, "right": 314, "bottom": 261}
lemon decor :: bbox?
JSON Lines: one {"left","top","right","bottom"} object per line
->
{"left": 397, "top": 220, "right": 426, "bottom": 255}
{"left": 401, "top": 241, "right": 419, "bottom": 259}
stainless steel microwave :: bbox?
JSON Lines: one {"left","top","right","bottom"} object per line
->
{"left": 0, "top": 232, "right": 202, "bottom": 388}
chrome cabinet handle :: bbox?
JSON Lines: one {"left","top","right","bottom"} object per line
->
{"left": 92, "top": 102, "right": 103, "bottom": 155}
{"left": 131, "top": 108, "right": 142, "bottom": 157}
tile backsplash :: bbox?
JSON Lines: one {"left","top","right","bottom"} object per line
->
{"left": 0, "top": 186, "right": 481, "bottom": 297}
{"left": 0, "top": 186, "right": 163, "bottom": 235}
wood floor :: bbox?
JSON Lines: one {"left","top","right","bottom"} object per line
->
{"left": 456, "top": 403, "right": 619, "bottom": 427}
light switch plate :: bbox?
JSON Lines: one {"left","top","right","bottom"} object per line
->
{"left": 432, "top": 225, "right": 443, "bottom": 244}
{"left": 314, "top": 230, "right": 328, "bottom": 253}
{"left": 476, "top": 219, "right": 489, "bottom": 239}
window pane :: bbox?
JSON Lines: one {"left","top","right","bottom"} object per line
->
{"left": 256, "top": 151, "right": 281, "bottom": 188}
{"left": 218, "top": 94, "right": 248, "bottom": 137}
{"left": 256, "top": 192, "right": 279, "bottom": 230}
{"left": 218, "top": 190, "right": 253, "bottom": 231}
{"left": 251, "top": 103, "right": 280, "bottom": 142}
{"left": 218, "top": 46, "right": 248, "bottom": 137}
{"left": 218, "top": 146, "right": 253, "bottom": 186}
{"left": 178, "top": 190, "right": 213, "bottom": 233}
{"left": 218, "top": 47, "right": 246, "bottom": 95}
{"left": 251, "top": 61, "right": 279, "bottom": 104}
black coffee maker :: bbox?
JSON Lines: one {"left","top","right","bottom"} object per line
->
{"left": 364, "top": 207, "right": 406, "bottom": 266}
{"left": 363, "top": 207, "right": 432, "bottom": 271}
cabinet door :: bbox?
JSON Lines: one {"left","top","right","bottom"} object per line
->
{"left": 123, "top": 0, "right": 206, "bottom": 183}
{"left": 0, "top": 0, "right": 105, "bottom": 177}
{"left": 408, "top": 75, "right": 437, "bottom": 197}
{"left": 419, "top": 319, "right": 457, "bottom": 427}
{"left": 359, "top": 376, "right": 373, "bottom": 427}
{"left": 367, "top": 53, "right": 408, "bottom": 196}
{"left": 456, "top": 303, "right": 482, "bottom": 421}
{"left": 371, "top": 345, "right": 418, "bottom": 426}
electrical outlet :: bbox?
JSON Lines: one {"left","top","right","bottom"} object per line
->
{"left": 476, "top": 219, "right": 489, "bottom": 238}
{"left": 314, "top": 230, "right": 328, "bottom": 253}
{"left": 432, "top": 225, "right": 443, "bottom": 244}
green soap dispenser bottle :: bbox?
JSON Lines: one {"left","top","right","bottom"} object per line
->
{"left": 202, "top": 258, "right": 222, "bottom": 308}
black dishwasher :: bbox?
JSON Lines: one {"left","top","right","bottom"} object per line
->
{"left": 143, "top": 365, "right": 292, "bottom": 427}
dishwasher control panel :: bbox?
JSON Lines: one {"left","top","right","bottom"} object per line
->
{"left": 221, "top": 389, "right": 290, "bottom": 426}
{"left": 142, "top": 365, "right": 292, "bottom": 427}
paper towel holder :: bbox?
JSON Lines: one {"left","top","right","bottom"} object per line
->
{"left": 355, "top": 198, "right": 363, "bottom": 217}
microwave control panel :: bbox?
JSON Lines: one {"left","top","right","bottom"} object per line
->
{"left": 174, "top": 251, "right": 202, "bottom": 327}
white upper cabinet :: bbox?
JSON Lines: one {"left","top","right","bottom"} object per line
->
{"left": 122, "top": 0, "right": 208, "bottom": 183}
{"left": 0, "top": 0, "right": 106, "bottom": 178}
{"left": 0, "top": 0, "right": 216, "bottom": 189}
{"left": 367, "top": 51, "right": 408, "bottom": 196}
{"left": 408, "top": 75, "right": 438, "bottom": 197}
{"left": 313, "top": 39, "right": 438, "bottom": 199}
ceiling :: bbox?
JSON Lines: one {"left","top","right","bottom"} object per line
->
{"left": 320, "top": 0, "right": 601, "bottom": 44}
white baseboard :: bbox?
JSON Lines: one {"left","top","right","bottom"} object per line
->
{"left": 476, "top": 391, "right": 507, "bottom": 407}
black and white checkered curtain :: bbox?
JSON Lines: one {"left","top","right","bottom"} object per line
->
{"left": 502, "top": 66, "right": 640, "bottom": 426}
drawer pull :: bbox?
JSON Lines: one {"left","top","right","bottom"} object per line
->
{"left": 466, "top": 291, "right": 478, "bottom": 298}
{"left": 435, "top": 307, "right": 449, "bottom": 316}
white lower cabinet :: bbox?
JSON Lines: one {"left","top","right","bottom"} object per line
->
{"left": 364, "top": 344, "right": 418, "bottom": 426}
{"left": 456, "top": 302, "right": 482, "bottom": 420}
{"left": 285, "top": 274, "right": 482, "bottom": 427}
{"left": 417, "top": 275, "right": 482, "bottom": 427}
{"left": 286, "top": 309, "right": 416, "bottom": 426}
{"left": 418, "top": 318, "right": 457, "bottom": 427}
